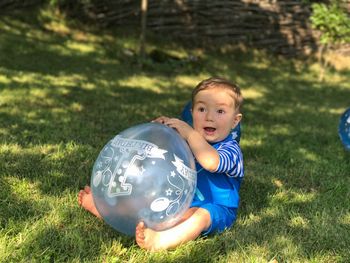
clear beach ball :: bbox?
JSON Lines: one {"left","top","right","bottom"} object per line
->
{"left": 91, "top": 122, "right": 197, "bottom": 236}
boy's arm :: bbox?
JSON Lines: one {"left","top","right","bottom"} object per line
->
{"left": 154, "top": 116, "right": 219, "bottom": 172}
{"left": 185, "top": 129, "right": 220, "bottom": 172}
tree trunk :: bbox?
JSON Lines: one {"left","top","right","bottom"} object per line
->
{"left": 139, "top": 0, "right": 148, "bottom": 61}
{"left": 318, "top": 43, "right": 328, "bottom": 82}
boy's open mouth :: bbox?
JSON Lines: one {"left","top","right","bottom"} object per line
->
{"left": 204, "top": 127, "right": 216, "bottom": 133}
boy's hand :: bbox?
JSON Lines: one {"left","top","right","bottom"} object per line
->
{"left": 153, "top": 116, "right": 219, "bottom": 171}
{"left": 163, "top": 118, "right": 194, "bottom": 141}
{"left": 153, "top": 116, "right": 194, "bottom": 141}
{"left": 152, "top": 116, "right": 170, "bottom": 124}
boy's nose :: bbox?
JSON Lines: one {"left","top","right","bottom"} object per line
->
{"left": 205, "top": 110, "right": 215, "bottom": 121}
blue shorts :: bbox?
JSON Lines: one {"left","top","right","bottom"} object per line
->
{"left": 191, "top": 203, "right": 238, "bottom": 235}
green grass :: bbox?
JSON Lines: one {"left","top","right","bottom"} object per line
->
{"left": 1, "top": 7, "right": 350, "bottom": 263}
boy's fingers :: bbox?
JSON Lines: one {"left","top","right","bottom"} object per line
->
{"left": 153, "top": 116, "right": 170, "bottom": 124}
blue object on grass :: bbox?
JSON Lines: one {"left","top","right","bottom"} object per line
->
{"left": 339, "top": 107, "right": 350, "bottom": 151}
{"left": 181, "top": 101, "right": 241, "bottom": 143}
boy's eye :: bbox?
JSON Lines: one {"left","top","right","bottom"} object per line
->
{"left": 217, "top": 109, "right": 225, "bottom": 114}
{"left": 198, "top": 107, "right": 205, "bottom": 112}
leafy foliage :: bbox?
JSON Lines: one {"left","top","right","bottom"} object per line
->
{"left": 310, "top": 1, "right": 350, "bottom": 45}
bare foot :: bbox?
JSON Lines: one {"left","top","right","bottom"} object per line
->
{"left": 135, "top": 207, "right": 210, "bottom": 251}
{"left": 136, "top": 222, "right": 163, "bottom": 251}
{"left": 78, "top": 186, "right": 101, "bottom": 218}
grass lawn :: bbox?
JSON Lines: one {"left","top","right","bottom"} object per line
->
{"left": 1, "top": 7, "right": 350, "bottom": 263}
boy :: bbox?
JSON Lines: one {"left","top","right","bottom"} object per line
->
{"left": 78, "top": 77, "right": 244, "bottom": 251}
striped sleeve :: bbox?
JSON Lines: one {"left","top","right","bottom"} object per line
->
{"left": 214, "top": 141, "right": 244, "bottom": 178}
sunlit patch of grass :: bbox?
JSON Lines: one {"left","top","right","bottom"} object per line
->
{"left": 0, "top": 17, "right": 32, "bottom": 35}
{"left": 329, "top": 107, "right": 349, "bottom": 115}
{"left": 241, "top": 138, "right": 264, "bottom": 149}
{"left": 174, "top": 75, "right": 202, "bottom": 89}
{"left": 339, "top": 213, "right": 350, "bottom": 225}
{"left": 65, "top": 41, "right": 97, "bottom": 54}
{"left": 272, "top": 235, "right": 301, "bottom": 260}
{"left": 270, "top": 189, "right": 318, "bottom": 207}
{"left": 288, "top": 215, "right": 310, "bottom": 229}
{"left": 242, "top": 88, "right": 264, "bottom": 99}
{"left": 0, "top": 74, "right": 11, "bottom": 84}
{"left": 297, "top": 148, "right": 320, "bottom": 162}
{"left": 269, "top": 124, "right": 293, "bottom": 136}
{"left": 240, "top": 213, "right": 262, "bottom": 227}
{"left": 1, "top": 143, "right": 22, "bottom": 154}
{"left": 226, "top": 242, "right": 271, "bottom": 263}
{"left": 4, "top": 176, "right": 43, "bottom": 202}
{"left": 118, "top": 75, "right": 169, "bottom": 93}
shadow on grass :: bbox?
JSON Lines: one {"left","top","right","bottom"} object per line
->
{"left": 0, "top": 14, "right": 191, "bottom": 197}
{"left": 0, "top": 177, "right": 40, "bottom": 229}
{"left": 4, "top": 206, "right": 134, "bottom": 262}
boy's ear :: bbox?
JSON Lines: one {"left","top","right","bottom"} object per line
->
{"left": 232, "top": 113, "right": 242, "bottom": 129}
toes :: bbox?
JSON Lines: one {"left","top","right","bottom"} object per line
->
{"left": 136, "top": 227, "right": 145, "bottom": 239}
{"left": 136, "top": 221, "right": 145, "bottom": 229}
{"left": 78, "top": 186, "right": 91, "bottom": 206}
{"left": 77, "top": 190, "right": 84, "bottom": 206}
{"left": 135, "top": 221, "right": 145, "bottom": 239}
{"left": 136, "top": 222, "right": 145, "bottom": 234}
{"left": 84, "top": 185, "right": 91, "bottom": 193}
{"left": 136, "top": 231, "right": 145, "bottom": 240}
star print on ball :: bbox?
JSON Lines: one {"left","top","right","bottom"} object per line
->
{"left": 91, "top": 122, "right": 197, "bottom": 236}
{"left": 339, "top": 107, "right": 350, "bottom": 151}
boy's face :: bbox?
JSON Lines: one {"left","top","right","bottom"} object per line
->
{"left": 192, "top": 87, "right": 242, "bottom": 143}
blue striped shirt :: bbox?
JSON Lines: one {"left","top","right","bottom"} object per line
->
{"left": 215, "top": 138, "right": 244, "bottom": 178}
{"left": 191, "top": 132, "right": 244, "bottom": 208}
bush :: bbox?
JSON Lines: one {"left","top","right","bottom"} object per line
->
{"left": 310, "top": 0, "right": 350, "bottom": 45}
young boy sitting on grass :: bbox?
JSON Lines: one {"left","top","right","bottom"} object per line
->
{"left": 78, "top": 77, "right": 244, "bottom": 251}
